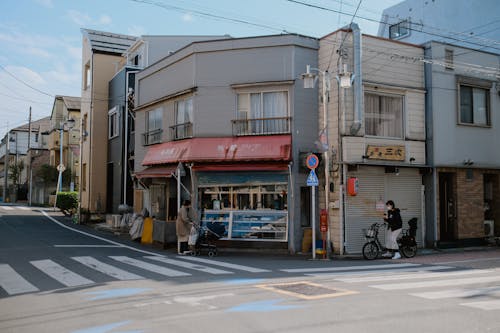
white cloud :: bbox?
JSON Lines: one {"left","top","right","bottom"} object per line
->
{"left": 6, "top": 65, "right": 46, "bottom": 86}
{"left": 67, "top": 9, "right": 112, "bottom": 27}
{"left": 128, "top": 25, "right": 147, "bottom": 36}
{"left": 99, "top": 15, "right": 112, "bottom": 25}
{"left": 182, "top": 13, "right": 194, "bottom": 22}
{"left": 34, "top": 0, "right": 53, "bottom": 8}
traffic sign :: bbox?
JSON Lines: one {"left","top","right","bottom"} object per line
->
{"left": 57, "top": 164, "right": 66, "bottom": 172}
{"left": 306, "top": 154, "right": 319, "bottom": 170}
{"left": 307, "top": 169, "right": 319, "bottom": 186}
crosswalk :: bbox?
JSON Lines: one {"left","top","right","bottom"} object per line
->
{"left": 0, "top": 255, "right": 267, "bottom": 297}
{"left": 314, "top": 265, "right": 500, "bottom": 312}
{"left": 0, "top": 205, "right": 31, "bottom": 211}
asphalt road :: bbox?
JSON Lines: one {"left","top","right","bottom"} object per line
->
{"left": 1, "top": 204, "right": 500, "bottom": 333}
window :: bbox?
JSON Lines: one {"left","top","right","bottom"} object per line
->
{"left": 365, "top": 93, "right": 404, "bottom": 138}
{"left": 173, "top": 97, "right": 193, "bottom": 139}
{"left": 445, "top": 49, "right": 454, "bottom": 70}
{"left": 35, "top": 133, "right": 39, "bottom": 143}
{"left": 82, "top": 114, "right": 88, "bottom": 141}
{"left": 459, "top": 84, "right": 490, "bottom": 126}
{"left": 84, "top": 62, "right": 91, "bottom": 90}
{"left": 236, "top": 91, "right": 288, "bottom": 134}
{"left": 108, "top": 106, "right": 119, "bottom": 139}
{"left": 389, "top": 20, "right": 410, "bottom": 39}
{"left": 147, "top": 107, "right": 162, "bottom": 132}
{"left": 144, "top": 107, "right": 162, "bottom": 145}
{"left": 82, "top": 163, "right": 87, "bottom": 191}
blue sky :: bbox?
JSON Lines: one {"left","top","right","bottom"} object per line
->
{"left": 0, "top": 0, "right": 401, "bottom": 138}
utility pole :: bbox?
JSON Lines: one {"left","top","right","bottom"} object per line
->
{"left": 27, "top": 107, "right": 32, "bottom": 206}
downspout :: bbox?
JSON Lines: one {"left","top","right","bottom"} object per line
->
{"left": 350, "top": 23, "right": 363, "bottom": 135}
{"left": 124, "top": 71, "right": 139, "bottom": 207}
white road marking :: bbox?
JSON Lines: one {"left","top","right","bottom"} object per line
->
{"left": 72, "top": 256, "right": 144, "bottom": 280}
{"left": 411, "top": 286, "right": 500, "bottom": 300}
{"left": 1, "top": 206, "right": 13, "bottom": 210}
{"left": 55, "top": 245, "right": 122, "bottom": 248}
{"left": 173, "top": 293, "right": 234, "bottom": 309}
{"left": 0, "top": 264, "right": 39, "bottom": 295}
{"left": 30, "top": 259, "right": 94, "bottom": 287}
{"left": 145, "top": 256, "right": 233, "bottom": 275}
{"left": 16, "top": 206, "right": 30, "bottom": 211}
{"left": 334, "top": 268, "right": 491, "bottom": 283}
{"left": 307, "top": 265, "right": 452, "bottom": 278}
{"left": 434, "top": 257, "right": 500, "bottom": 265}
{"left": 178, "top": 256, "right": 271, "bottom": 273}
{"left": 371, "top": 275, "right": 500, "bottom": 290}
{"left": 461, "top": 300, "right": 500, "bottom": 310}
{"left": 41, "top": 211, "right": 166, "bottom": 257}
{"left": 109, "top": 256, "right": 191, "bottom": 277}
{"left": 281, "top": 263, "right": 420, "bottom": 273}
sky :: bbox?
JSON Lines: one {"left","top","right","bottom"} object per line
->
{"left": 0, "top": 0, "right": 402, "bottom": 139}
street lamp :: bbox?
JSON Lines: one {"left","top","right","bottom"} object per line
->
{"left": 55, "top": 118, "right": 75, "bottom": 197}
{"left": 301, "top": 64, "right": 353, "bottom": 258}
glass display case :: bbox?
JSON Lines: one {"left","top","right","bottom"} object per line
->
{"left": 201, "top": 210, "right": 288, "bottom": 242}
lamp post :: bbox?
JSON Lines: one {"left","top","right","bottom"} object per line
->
{"left": 301, "top": 65, "right": 353, "bottom": 258}
{"left": 54, "top": 119, "right": 75, "bottom": 210}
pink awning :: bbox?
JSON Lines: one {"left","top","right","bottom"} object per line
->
{"left": 135, "top": 165, "right": 177, "bottom": 179}
{"left": 142, "top": 135, "right": 291, "bottom": 166}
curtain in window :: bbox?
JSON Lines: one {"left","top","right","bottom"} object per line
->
{"left": 250, "top": 93, "right": 262, "bottom": 133}
{"left": 364, "top": 93, "right": 403, "bottom": 138}
{"left": 460, "top": 86, "right": 473, "bottom": 123}
{"left": 263, "top": 92, "right": 287, "bottom": 132}
{"left": 473, "top": 88, "right": 487, "bottom": 125}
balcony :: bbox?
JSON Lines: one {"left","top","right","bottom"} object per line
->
{"left": 170, "top": 122, "right": 193, "bottom": 141}
{"left": 232, "top": 117, "right": 291, "bottom": 136}
{"left": 142, "top": 128, "right": 163, "bottom": 146}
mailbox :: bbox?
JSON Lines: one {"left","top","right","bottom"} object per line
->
{"left": 347, "top": 177, "right": 359, "bottom": 196}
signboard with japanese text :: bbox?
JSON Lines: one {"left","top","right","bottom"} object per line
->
{"left": 366, "top": 145, "right": 405, "bottom": 161}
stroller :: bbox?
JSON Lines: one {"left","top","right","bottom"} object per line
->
{"left": 190, "top": 221, "right": 226, "bottom": 257}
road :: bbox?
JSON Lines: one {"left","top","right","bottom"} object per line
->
{"left": 1, "top": 204, "right": 500, "bottom": 333}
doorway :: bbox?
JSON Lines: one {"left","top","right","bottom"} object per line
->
{"left": 106, "top": 163, "right": 113, "bottom": 213}
{"left": 439, "top": 172, "right": 456, "bottom": 241}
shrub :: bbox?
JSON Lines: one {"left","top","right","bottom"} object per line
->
{"left": 56, "top": 192, "right": 78, "bottom": 214}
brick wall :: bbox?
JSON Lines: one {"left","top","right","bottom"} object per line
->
{"left": 456, "top": 169, "right": 484, "bottom": 239}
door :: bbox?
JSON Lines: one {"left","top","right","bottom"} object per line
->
{"left": 106, "top": 163, "right": 113, "bottom": 213}
{"left": 439, "top": 172, "right": 456, "bottom": 241}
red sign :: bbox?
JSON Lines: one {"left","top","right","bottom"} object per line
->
{"left": 306, "top": 154, "right": 319, "bottom": 170}
{"left": 320, "top": 209, "right": 328, "bottom": 232}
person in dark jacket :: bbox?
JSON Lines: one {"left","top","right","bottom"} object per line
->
{"left": 383, "top": 200, "right": 403, "bottom": 259}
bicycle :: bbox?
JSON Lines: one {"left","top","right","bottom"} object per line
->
{"left": 362, "top": 218, "right": 418, "bottom": 260}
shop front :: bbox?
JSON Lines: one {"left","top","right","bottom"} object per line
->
{"left": 138, "top": 134, "right": 293, "bottom": 249}
{"left": 343, "top": 165, "right": 425, "bottom": 254}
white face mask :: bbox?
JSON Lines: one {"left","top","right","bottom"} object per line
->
{"left": 387, "top": 206, "right": 392, "bottom": 210}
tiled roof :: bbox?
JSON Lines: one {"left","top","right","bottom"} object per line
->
{"left": 61, "top": 96, "right": 81, "bottom": 110}
{"left": 82, "top": 28, "right": 137, "bottom": 54}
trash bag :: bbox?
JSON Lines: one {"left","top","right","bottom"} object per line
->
{"left": 188, "top": 225, "right": 199, "bottom": 246}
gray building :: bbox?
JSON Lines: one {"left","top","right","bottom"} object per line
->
{"left": 423, "top": 41, "right": 500, "bottom": 246}
{"left": 107, "top": 35, "right": 231, "bottom": 213}
{"left": 377, "top": 0, "right": 500, "bottom": 55}
{"left": 133, "top": 34, "right": 319, "bottom": 253}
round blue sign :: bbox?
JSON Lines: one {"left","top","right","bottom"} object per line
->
{"left": 306, "top": 154, "right": 319, "bottom": 170}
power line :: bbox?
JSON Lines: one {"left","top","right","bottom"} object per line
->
{"left": 285, "top": 0, "right": 500, "bottom": 53}
{"left": 0, "top": 64, "right": 55, "bottom": 98}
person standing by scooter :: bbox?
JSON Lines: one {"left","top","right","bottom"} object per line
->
{"left": 383, "top": 200, "right": 403, "bottom": 259}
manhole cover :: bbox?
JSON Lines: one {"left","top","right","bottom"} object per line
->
{"left": 257, "top": 281, "right": 358, "bottom": 300}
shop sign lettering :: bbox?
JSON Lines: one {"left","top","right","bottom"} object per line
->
{"left": 366, "top": 145, "right": 405, "bottom": 161}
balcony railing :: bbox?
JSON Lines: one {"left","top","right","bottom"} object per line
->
{"left": 231, "top": 117, "right": 291, "bottom": 136}
{"left": 142, "top": 128, "right": 163, "bottom": 146}
{"left": 170, "top": 122, "right": 193, "bottom": 140}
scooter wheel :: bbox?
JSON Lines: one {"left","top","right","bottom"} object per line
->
{"left": 401, "top": 245, "right": 417, "bottom": 258}
{"left": 362, "top": 242, "right": 379, "bottom": 260}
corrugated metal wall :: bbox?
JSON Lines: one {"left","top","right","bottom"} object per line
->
{"left": 345, "top": 166, "right": 423, "bottom": 254}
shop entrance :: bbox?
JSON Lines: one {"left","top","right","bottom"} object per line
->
{"left": 484, "top": 174, "right": 498, "bottom": 237}
{"left": 439, "top": 172, "right": 456, "bottom": 241}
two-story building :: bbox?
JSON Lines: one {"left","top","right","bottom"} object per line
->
{"left": 318, "top": 25, "right": 427, "bottom": 254}
{"left": 107, "top": 35, "right": 230, "bottom": 214}
{"left": 134, "top": 34, "right": 319, "bottom": 252}
{"left": 47, "top": 96, "right": 81, "bottom": 191}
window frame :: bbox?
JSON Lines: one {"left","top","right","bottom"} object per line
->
{"left": 457, "top": 77, "right": 491, "bottom": 127}
{"left": 146, "top": 107, "right": 162, "bottom": 133}
{"left": 175, "top": 97, "right": 193, "bottom": 126}
{"left": 389, "top": 20, "right": 410, "bottom": 39}
{"left": 108, "top": 106, "right": 119, "bottom": 139}
{"left": 84, "top": 62, "right": 91, "bottom": 90}
{"left": 364, "top": 91, "right": 405, "bottom": 139}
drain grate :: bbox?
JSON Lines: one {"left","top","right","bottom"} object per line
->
{"left": 257, "top": 281, "right": 358, "bottom": 300}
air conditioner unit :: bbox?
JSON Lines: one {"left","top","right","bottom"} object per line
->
{"left": 484, "top": 220, "right": 494, "bottom": 237}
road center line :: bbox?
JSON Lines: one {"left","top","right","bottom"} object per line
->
{"left": 41, "top": 211, "right": 165, "bottom": 257}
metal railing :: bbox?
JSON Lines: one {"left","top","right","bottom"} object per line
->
{"left": 231, "top": 117, "right": 291, "bottom": 136}
{"left": 142, "top": 128, "right": 162, "bottom": 146}
{"left": 170, "top": 122, "right": 193, "bottom": 140}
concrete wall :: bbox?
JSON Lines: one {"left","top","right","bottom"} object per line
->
{"left": 426, "top": 42, "right": 500, "bottom": 168}
{"left": 377, "top": 0, "right": 500, "bottom": 54}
